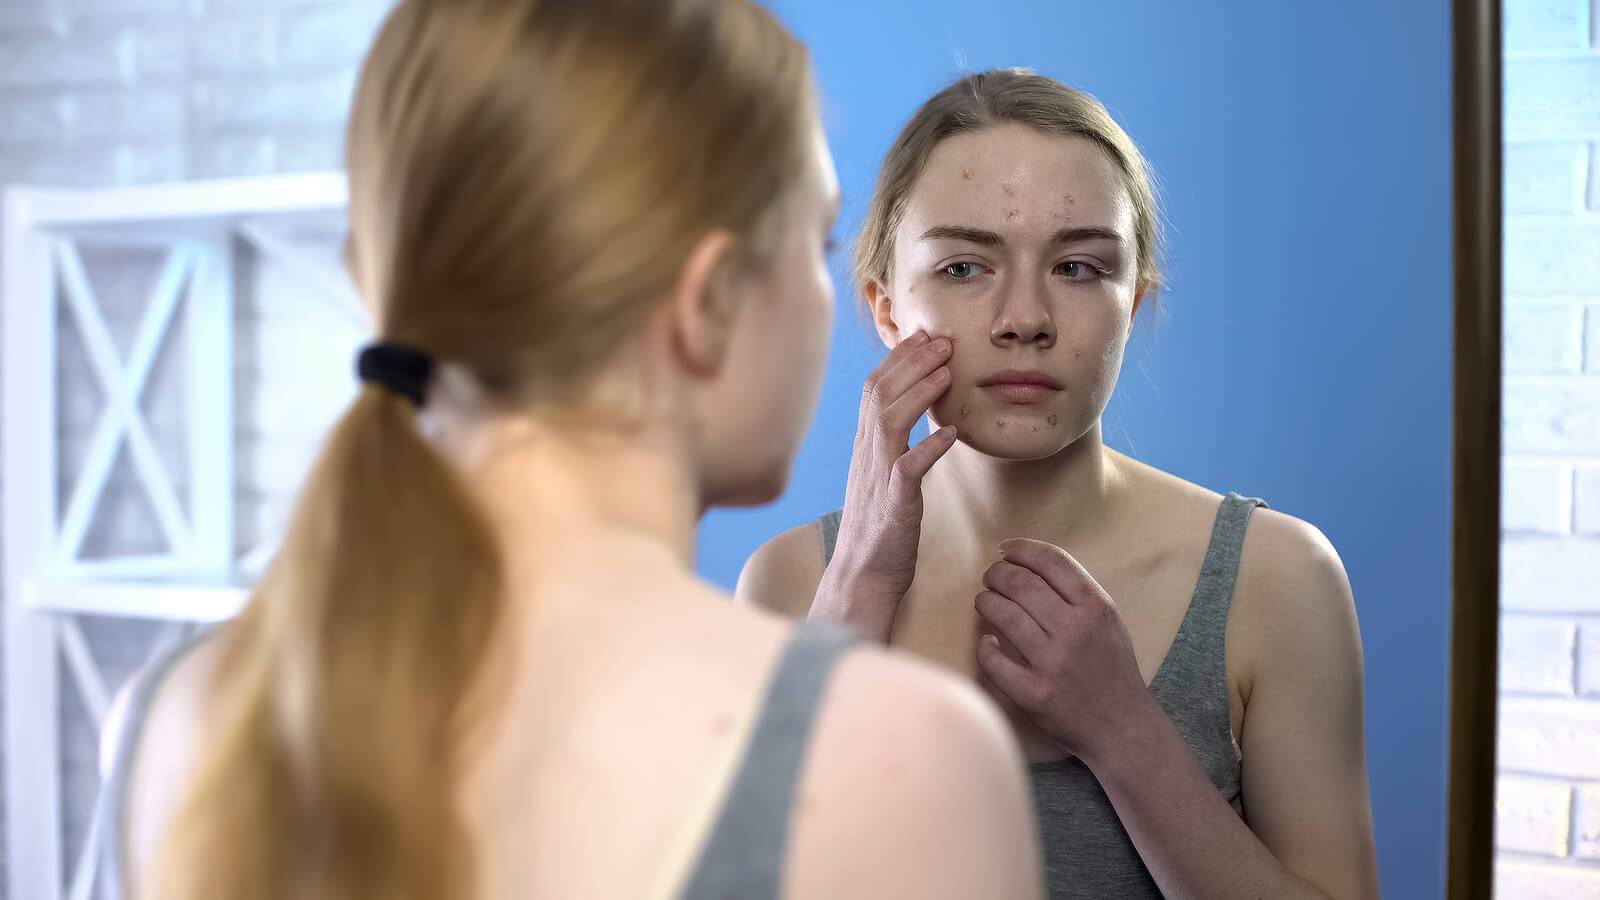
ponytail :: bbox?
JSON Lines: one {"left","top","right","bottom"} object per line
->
{"left": 151, "top": 386, "right": 503, "bottom": 900}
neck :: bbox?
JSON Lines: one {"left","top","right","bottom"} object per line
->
{"left": 926, "top": 421, "right": 1123, "bottom": 550}
{"left": 451, "top": 415, "right": 701, "bottom": 579}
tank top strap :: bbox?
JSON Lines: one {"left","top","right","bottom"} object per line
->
{"left": 677, "top": 619, "right": 861, "bottom": 899}
{"left": 1148, "top": 493, "right": 1266, "bottom": 712}
{"left": 817, "top": 509, "right": 843, "bottom": 568}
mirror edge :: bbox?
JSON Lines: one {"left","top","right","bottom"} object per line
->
{"left": 1449, "top": 0, "right": 1503, "bottom": 896}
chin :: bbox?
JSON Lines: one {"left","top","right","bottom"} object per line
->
{"left": 934, "top": 398, "right": 1088, "bottom": 461}
{"left": 704, "top": 459, "right": 792, "bottom": 508}
{"left": 952, "top": 427, "right": 1074, "bottom": 461}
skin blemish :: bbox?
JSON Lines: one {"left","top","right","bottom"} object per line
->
{"left": 1030, "top": 425, "right": 1039, "bottom": 433}
{"left": 1002, "top": 182, "right": 1017, "bottom": 196}
{"left": 709, "top": 713, "right": 734, "bottom": 737}
{"left": 1064, "top": 193, "right": 1075, "bottom": 205}
{"left": 1006, "top": 209, "right": 1020, "bottom": 221}
{"left": 1047, "top": 414, "right": 1059, "bottom": 427}
{"left": 1074, "top": 349, "right": 1083, "bottom": 360}
{"left": 959, "top": 405, "right": 970, "bottom": 421}
{"left": 962, "top": 168, "right": 976, "bottom": 180}
{"left": 996, "top": 419, "right": 1007, "bottom": 430}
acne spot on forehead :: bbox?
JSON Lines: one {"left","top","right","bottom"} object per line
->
{"left": 1002, "top": 183, "right": 1017, "bottom": 197}
{"left": 1030, "top": 424, "right": 1039, "bottom": 433}
{"left": 962, "top": 168, "right": 976, "bottom": 180}
{"left": 1047, "top": 414, "right": 1059, "bottom": 427}
{"left": 1006, "top": 210, "right": 1020, "bottom": 222}
{"left": 1064, "top": 194, "right": 1075, "bottom": 205}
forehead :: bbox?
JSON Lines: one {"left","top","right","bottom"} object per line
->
{"left": 901, "top": 124, "right": 1132, "bottom": 237}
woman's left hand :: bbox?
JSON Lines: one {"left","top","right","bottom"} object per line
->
{"left": 973, "top": 538, "right": 1160, "bottom": 766}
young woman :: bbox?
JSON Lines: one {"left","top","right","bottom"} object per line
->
{"left": 739, "top": 68, "right": 1381, "bottom": 900}
{"left": 98, "top": 5, "right": 1044, "bottom": 899}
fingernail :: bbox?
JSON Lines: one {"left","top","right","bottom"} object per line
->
{"left": 910, "top": 332, "right": 930, "bottom": 345}
{"left": 933, "top": 337, "right": 952, "bottom": 353}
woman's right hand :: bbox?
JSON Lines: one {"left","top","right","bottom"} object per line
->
{"left": 809, "top": 331, "right": 958, "bottom": 643}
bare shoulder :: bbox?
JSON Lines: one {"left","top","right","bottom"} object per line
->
{"left": 115, "top": 631, "right": 229, "bottom": 883}
{"left": 1232, "top": 507, "right": 1363, "bottom": 694}
{"left": 733, "top": 519, "right": 827, "bottom": 619}
{"left": 784, "top": 645, "right": 1041, "bottom": 899}
{"left": 1235, "top": 507, "right": 1354, "bottom": 612}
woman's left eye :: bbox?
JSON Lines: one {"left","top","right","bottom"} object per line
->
{"left": 1055, "top": 261, "right": 1102, "bottom": 280}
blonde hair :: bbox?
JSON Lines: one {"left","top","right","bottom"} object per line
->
{"left": 151, "top": 1, "right": 817, "bottom": 898}
{"left": 856, "top": 67, "right": 1163, "bottom": 299}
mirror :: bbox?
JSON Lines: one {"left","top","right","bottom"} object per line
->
{"left": 696, "top": 3, "right": 1490, "bottom": 898}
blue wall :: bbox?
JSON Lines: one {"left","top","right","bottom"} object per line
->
{"left": 697, "top": 3, "right": 1453, "bottom": 896}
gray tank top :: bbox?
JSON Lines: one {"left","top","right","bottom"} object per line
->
{"left": 96, "top": 619, "right": 861, "bottom": 900}
{"left": 819, "top": 492, "right": 1263, "bottom": 900}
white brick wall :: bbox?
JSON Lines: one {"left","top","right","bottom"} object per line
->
{"left": 1497, "top": 1, "right": 1600, "bottom": 895}
{"left": 0, "top": 0, "right": 388, "bottom": 895}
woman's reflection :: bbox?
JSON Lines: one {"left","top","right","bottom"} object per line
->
{"left": 739, "top": 68, "right": 1381, "bottom": 900}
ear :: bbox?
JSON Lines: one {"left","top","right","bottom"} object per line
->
{"left": 863, "top": 279, "right": 902, "bottom": 351}
{"left": 1130, "top": 285, "right": 1148, "bottom": 323}
{"left": 668, "top": 230, "right": 740, "bottom": 377}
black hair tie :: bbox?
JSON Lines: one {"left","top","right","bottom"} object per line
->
{"left": 356, "top": 342, "right": 434, "bottom": 408}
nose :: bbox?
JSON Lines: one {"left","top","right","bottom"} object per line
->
{"left": 990, "top": 275, "right": 1056, "bottom": 348}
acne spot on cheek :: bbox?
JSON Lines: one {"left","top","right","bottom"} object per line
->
{"left": 962, "top": 168, "right": 976, "bottom": 180}
{"left": 1006, "top": 209, "right": 1020, "bottom": 222}
{"left": 996, "top": 419, "right": 1007, "bottom": 430}
{"left": 959, "top": 405, "right": 970, "bottom": 421}
{"left": 1002, "top": 183, "right": 1017, "bottom": 197}
{"left": 1047, "top": 414, "right": 1059, "bottom": 427}
{"left": 1030, "top": 425, "right": 1039, "bottom": 433}
{"left": 1074, "top": 349, "right": 1083, "bottom": 360}
{"left": 1064, "top": 194, "right": 1075, "bottom": 205}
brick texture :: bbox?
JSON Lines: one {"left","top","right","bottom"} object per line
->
{"left": 1497, "top": 7, "right": 1600, "bottom": 894}
{"left": 1497, "top": 775, "right": 1575, "bottom": 856}
{"left": 1500, "top": 616, "right": 1578, "bottom": 694}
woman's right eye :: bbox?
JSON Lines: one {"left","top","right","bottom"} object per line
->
{"left": 941, "top": 261, "right": 983, "bottom": 280}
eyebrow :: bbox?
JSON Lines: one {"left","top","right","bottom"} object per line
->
{"left": 918, "top": 225, "right": 1125, "bottom": 246}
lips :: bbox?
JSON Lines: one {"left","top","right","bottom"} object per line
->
{"left": 978, "top": 370, "right": 1064, "bottom": 403}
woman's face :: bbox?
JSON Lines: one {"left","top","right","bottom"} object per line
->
{"left": 701, "top": 126, "right": 841, "bottom": 506}
{"left": 875, "top": 125, "right": 1143, "bottom": 460}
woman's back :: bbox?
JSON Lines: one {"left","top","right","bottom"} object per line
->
{"left": 108, "top": 1, "right": 1048, "bottom": 895}
{"left": 114, "top": 527, "right": 1041, "bottom": 899}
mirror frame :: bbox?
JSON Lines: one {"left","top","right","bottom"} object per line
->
{"left": 1448, "top": 0, "right": 1501, "bottom": 897}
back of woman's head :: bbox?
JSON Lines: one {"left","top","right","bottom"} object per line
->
{"left": 151, "top": 2, "right": 818, "bottom": 899}
{"left": 351, "top": 0, "right": 819, "bottom": 396}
